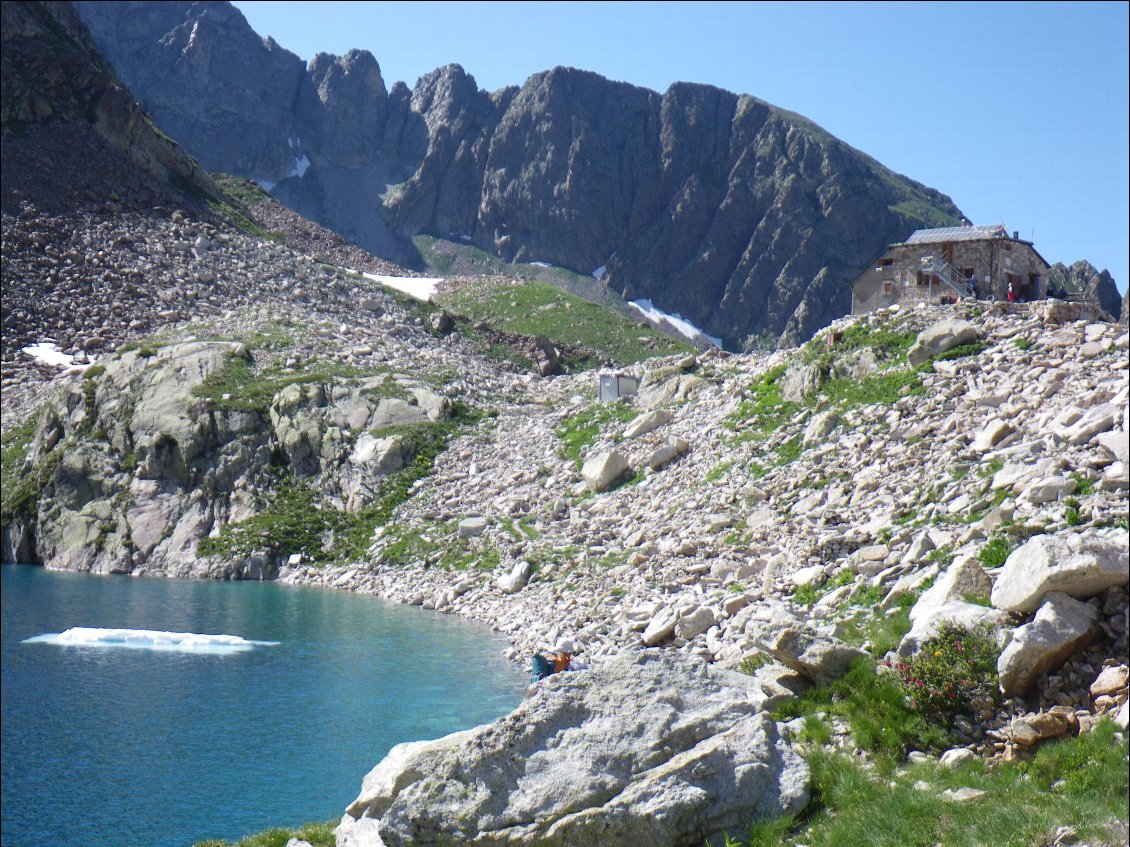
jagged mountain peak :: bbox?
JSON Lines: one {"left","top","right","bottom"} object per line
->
{"left": 74, "top": 0, "right": 965, "bottom": 348}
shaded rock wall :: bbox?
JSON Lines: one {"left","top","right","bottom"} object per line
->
{"left": 1, "top": 0, "right": 217, "bottom": 201}
{"left": 74, "top": 0, "right": 965, "bottom": 348}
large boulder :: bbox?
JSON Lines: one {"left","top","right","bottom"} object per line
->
{"left": 997, "top": 592, "right": 1100, "bottom": 696}
{"left": 802, "top": 410, "right": 839, "bottom": 447}
{"left": 909, "top": 557, "right": 994, "bottom": 624}
{"left": 623, "top": 409, "right": 673, "bottom": 439}
{"left": 906, "top": 319, "right": 982, "bottom": 365}
{"left": 581, "top": 450, "right": 631, "bottom": 492}
{"left": 747, "top": 611, "right": 869, "bottom": 685}
{"left": 337, "top": 651, "right": 809, "bottom": 847}
{"left": 990, "top": 531, "right": 1129, "bottom": 613}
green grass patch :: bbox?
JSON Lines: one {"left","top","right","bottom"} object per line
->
{"left": 1070, "top": 472, "right": 1096, "bottom": 497}
{"left": 743, "top": 720, "right": 1128, "bottom": 847}
{"left": 704, "top": 461, "right": 734, "bottom": 483}
{"left": 805, "top": 321, "right": 917, "bottom": 366}
{"left": 834, "top": 594, "right": 915, "bottom": 658}
{"left": 847, "top": 582, "right": 886, "bottom": 608}
{"left": 771, "top": 658, "right": 950, "bottom": 758}
{"left": 193, "top": 820, "right": 335, "bottom": 847}
{"left": 978, "top": 533, "right": 1016, "bottom": 568}
{"left": 199, "top": 174, "right": 285, "bottom": 242}
{"left": 192, "top": 353, "right": 380, "bottom": 413}
{"left": 196, "top": 479, "right": 336, "bottom": 561}
{"left": 724, "top": 363, "right": 800, "bottom": 438}
{"left": 1, "top": 415, "right": 44, "bottom": 523}
{"left": 930, "top": 341, "right": 987, "bottom": 363}
{"left": 735, "top": 653, "right": 772, "bottom": 675}
{"left": 792, "top": 569, "right": 854, "bottom": 607}
{"left": 773, "top": 437, "right": 804, "bottom": 466}
{"left": 555, "top": 402, "right": 638, "bottom": 467}
{"left": 979, "top": 457, "right": 1005, "bottom": 478}
{"left": 433, "top": 277, "right": 691, "bottom": 366}
{"left": 1064, "top": 496, "right": 1085, "bottom": 527}
{"left": 378, "top": 522, "right": 499, "bottom": 571}
{"left": 820, "top": 368, "right": 925, "bottom": 409}
{"left": 210, "top": 173, "right": 272, "bottom": 208}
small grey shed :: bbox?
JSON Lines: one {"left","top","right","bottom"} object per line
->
{"left": 598, "top": 373, "right": 639, "bottom": 402}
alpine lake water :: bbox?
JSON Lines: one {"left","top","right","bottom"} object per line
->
{"left": 1, "top": 564, "right": 528, "bottom": 847}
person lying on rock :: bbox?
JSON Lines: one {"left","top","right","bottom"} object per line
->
{"left": 529, "top": 638, "right": 588, "bottom": 684}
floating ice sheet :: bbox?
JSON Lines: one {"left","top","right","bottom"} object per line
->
{"left": 24, "top": 627, "right": 279, "bottom": 655}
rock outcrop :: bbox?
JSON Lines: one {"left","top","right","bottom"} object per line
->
{"left": 1046, "top": 260, "right": 1123, "bottom": 320}
{"left": 906, "top": 318, "right": 982, "bottom": 365}
{"left": 74, "top": 0, "right": 966, "bottom": 348}
{"left": 997, "top": 592, "right": 1101, "bottom": 696}
{"left": 338, "top": 651, "right": 808, "bottom": 847}
{"left": 6, "top": 338, "right": 454, "bottom": 576}
{"left": 990, "top": 531, "right": 1130, "bottom": 614}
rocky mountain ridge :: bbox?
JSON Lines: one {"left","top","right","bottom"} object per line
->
{"left": 1047, "top": 260, "right": 1125, "bottom": 322}
{"left": 74, "top": 0, "right": 970, "bottom": 349}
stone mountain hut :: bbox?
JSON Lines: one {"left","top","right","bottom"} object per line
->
{"left": 851, "top": 224, "right": 1051, "bottom": 314}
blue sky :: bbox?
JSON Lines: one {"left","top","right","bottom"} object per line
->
{"left": 233, "top": 1, "right": 1129, "bottom": 294}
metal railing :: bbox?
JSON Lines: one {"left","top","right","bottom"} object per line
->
{"left": 919, "top": 255, "right": 972, "bottom": 298}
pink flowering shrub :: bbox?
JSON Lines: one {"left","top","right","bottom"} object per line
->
{"left": 885, "top": 621, "right": 999, "bottom": 716}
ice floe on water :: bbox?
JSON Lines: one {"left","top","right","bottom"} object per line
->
{"left": 361, "top": 272, "right": 443, "bottom": 302}
{"left": 23, "top": 627, "right": 279, "bottom": 654}
{"left": 629, "top": 299, "right": 723, "bottom": 348}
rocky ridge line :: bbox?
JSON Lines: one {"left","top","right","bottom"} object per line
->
{"left": 74, "top": 0, "right": 966, "bottom": 348}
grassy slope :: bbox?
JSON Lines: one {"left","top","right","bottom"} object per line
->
{"left": 433, "top": 275, "right": 693, "bottom": 366}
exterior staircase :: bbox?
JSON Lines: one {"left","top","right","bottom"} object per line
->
{"left": 919, "top": 255, "right": 972, "bottom": 298}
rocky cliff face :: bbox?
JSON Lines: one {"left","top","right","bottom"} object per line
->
{"left": 74, "top": 0, "right": 965, "bottom": 348}
{"left": 1, "top": 0, "right": 217, "bottom": 202}
{"left": 1047, "top": 260, "right": 1123, "bottom": 320}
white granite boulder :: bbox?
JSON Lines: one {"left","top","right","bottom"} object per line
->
{"left": 907, "top": 319, "right": 982, "bottom": 365}
{"left": 973, "top": 419, "right": 1014, "bottom": 453}
{"left": 990, "top": 531, "right": 1129, "bottom": 613}
{"left": 337, "top": 651, "right": 809, "bottom": 847}
{"left": 747, "top": 612, "right": 869, "bottom": 685}
{"left": 457, "top": 517, "right": 488, "bottom": 538}
{"left": 623, "top": 409, "right": 672, "bottom": 439}
{"left": 909, "top": 557, "right": 994, "bottom": 625}
{"left": 581, "top": 450, "right": 631, "bottom": 492}
{"left": 497, "top": 560, "right": 533, "bottom": 594}
{"left": 646, "top": 436, "right": 690, "bottom": 470}
{"left": 802, "top": 410, "right": 839, "bottom": 447}
{"left": 997, "top": 592, "right": 1101, "bottom": 696}
{"left": 1019, "top": 475, "right": 1077, "bottom": 505}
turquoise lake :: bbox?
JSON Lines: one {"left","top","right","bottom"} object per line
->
{"left": 0, "top": 564, "right": 528, "bottom": 847}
